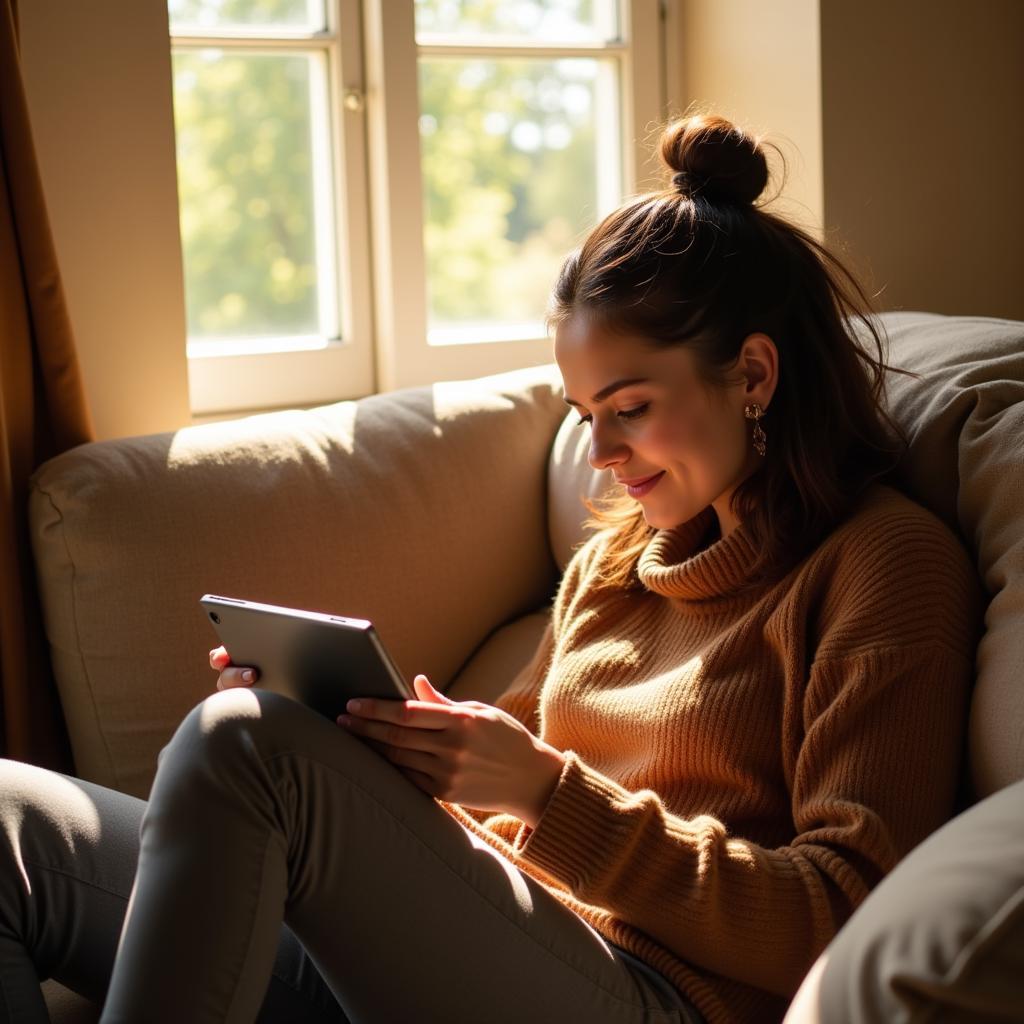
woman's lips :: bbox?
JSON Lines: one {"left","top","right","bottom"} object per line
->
{"left": 620, "top": 471, "right": 665, "bottom": 498}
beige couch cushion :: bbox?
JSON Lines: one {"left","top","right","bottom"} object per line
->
{"left": 547, "top": 404, "right": 614, "bottom": 571}
{"left": 546, "top": 311, "right": 1023, "bottom": 795}
{"left": 784, "top": 776, "right": 1024, "bottom": 1024}
{"left": 30, "top": 365, "right": 565, "bottom": 798}
{"left": 447, "top": 609, "right": 552, "bottom": 706}
{"left": 879, "top": 312, "right": 1024, "bottom": 796}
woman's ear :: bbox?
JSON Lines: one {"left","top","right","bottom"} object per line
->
{"left": 736, "top": 333, "right": 778, "bottom": 409}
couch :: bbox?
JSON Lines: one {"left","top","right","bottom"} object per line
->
{"left": 27, "top": 311, "right": 1024, "bottom": 1021}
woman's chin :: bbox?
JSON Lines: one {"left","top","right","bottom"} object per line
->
{"left": 640, "top": 504, "right": 683, "bottom": 530}
{"left": 639, "top": 498, "right": 705, "bottom": 531}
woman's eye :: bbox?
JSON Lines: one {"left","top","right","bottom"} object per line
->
{"left": 575, "top": 403, "right": 648, "bottom": 428}
{"left": 618, "top": 404, "right": 649, "bottom": 420}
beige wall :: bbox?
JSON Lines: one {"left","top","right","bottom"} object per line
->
{"left": 676, "top": 0, "right": 1024, "bottom": 320}
{"left": 16, "top": 2, "right": 1023, "bottom": 441}
{"left": 20, "top": 0, "right": 190, "bottom": 441}
{"left": 675, "top": 0, "right": 824, "bottom": 236}
{"left": 820, "top": 0, "right": 1024, "bottom": 319}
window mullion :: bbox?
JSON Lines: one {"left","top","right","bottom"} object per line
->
{"left": 362, "top": 0, "right": 430, "bottom": 391}
{"left": 333, "top": 0, "right": 375, "bottom": 388}
{"left": 415, "top": 40, "right": 628, "bottom": 59}
{"left": 169, "top": 33, "right": 336, "bottom": 50}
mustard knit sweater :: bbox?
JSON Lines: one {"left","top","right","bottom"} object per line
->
{"left": 442, "top": 483, "right": 983, "bottom": 1024}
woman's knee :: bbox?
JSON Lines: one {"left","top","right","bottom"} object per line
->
{"left": 0, "top": 761, "right": 62, "bottom": 953}
{"left": 0, "top": 760, "right": 136, "bottom": 908}
{"left": 155, "top": 687, "right": 302, "bottom": 787}
{"left": 0, "top": 759, "right": 32, "bottom": 887}
{"left": 0, "top": 760, "right": 80, "bottom": 862}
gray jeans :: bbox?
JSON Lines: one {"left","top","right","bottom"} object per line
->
{"left": 0, "top": 687, "right": 702, "bottom": 1023}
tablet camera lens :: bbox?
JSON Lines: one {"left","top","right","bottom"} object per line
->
{"left": 209, "top": 612, "right": 221, "bottom": 624}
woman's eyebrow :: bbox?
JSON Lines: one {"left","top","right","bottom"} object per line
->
{"left": 562, "top": 377, "right": 650, "bottom": 408}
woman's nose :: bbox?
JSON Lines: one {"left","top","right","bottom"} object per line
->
{"left": 588, "top": 421, "right": 629, "bottom": 471}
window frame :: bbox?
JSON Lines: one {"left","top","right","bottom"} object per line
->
{"left": 174, "top": 1, "right": 670, "bottom": 416}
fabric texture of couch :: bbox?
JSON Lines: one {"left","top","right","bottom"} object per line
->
{"left": 28, "top": 311, "right": 1024, "bottom": 1020}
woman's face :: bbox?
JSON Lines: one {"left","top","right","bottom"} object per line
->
{"left": 555, "top": 313, "right": 774, "bottom": 536}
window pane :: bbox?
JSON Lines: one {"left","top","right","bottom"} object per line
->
{"left": 169, "top": 0, "right": 326, "bottom": 33}
{"left": 415, "top": 0, "right": 618, "bottom": 42}
{"left": 419, "top": 57, "right": 620, "bottom": 340}
{"left": 172, "top": 49, "right": 337, "bottom": 344}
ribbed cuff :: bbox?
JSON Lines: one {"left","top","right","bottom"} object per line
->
{"left": 517, "top": 750, "right": 639, "bottom": 891}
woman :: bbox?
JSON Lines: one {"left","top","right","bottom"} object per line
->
{"left": 0, "top": 115, "right": 982, "bottom": 1024}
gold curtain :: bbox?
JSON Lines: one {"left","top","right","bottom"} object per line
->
{"left": 0, "top": 0, "right": 94, "bottom": 769}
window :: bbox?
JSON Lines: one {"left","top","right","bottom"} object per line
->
{"left": 169, "top": 1, "right": 668, "bottom": 415}
{"left": 169, "top": 0, "right": 374, "bottom": 414}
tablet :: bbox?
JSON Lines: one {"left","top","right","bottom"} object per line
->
{"left": 200, "top": 594, "right": 414, "bottom": 718}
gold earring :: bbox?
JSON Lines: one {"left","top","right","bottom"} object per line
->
{"left": 744, "top": 403, "right": 767, "bottom": 457}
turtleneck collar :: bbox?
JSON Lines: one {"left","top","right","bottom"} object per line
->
{"left": 637, "top": 506, "right": 761, "bottom": 600}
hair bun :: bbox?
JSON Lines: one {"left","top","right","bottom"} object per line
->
{"left": 660, "top": 115, "right": 768, "bottom": 206}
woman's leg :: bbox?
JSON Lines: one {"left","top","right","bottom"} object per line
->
{"left": 0, "top": 759, "right": 346, "bottom": 1024}
{"left": 101, "top": 687, "right": 700, "bottom": 1024}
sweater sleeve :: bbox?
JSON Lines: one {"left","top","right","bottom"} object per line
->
{"left": 510, "top": 517, "right": 984, "bottom": 997}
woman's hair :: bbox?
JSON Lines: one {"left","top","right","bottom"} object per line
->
{"left": 548, "top": 113, "right": 914, "bottom": 591}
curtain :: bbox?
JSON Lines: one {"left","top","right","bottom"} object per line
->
{"left": 0, "top": 0, "right": 94, "bottom": 769}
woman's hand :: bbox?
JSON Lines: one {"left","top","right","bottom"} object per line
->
{"left": 209, "top": 646, "right": 259, "bottom": 691}
{"left": 337, "top": 675, "right": 565, "bottom": 828}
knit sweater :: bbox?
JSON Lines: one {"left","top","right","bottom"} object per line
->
{"left": 441, "top": 483, "right": 983, "bottom": 1024}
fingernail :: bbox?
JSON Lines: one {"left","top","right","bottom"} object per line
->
{"left": 347, "top": 699, "right": 361, "bottom": 713}
{"left": 337, "top": 714, "right": 350, "bottom": 727}
{"left": 242, "top": 670, "right": 254, "bottom": 682}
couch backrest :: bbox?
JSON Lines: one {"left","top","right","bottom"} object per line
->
{"left": 546, "top": 311, "right": 1024, "bottom": 798}
{"left": 31, "top": 313, "right": 1024, "bottom": 800}
{"left": 879, "top": 312, "right": 1024, "bottom": 797}
{"left": 30, "top": 364, "right": 567, "bottom": 797}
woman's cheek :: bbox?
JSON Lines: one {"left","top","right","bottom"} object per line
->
{"left": 644, "top": 416, "right": 694, "bottom": 457}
